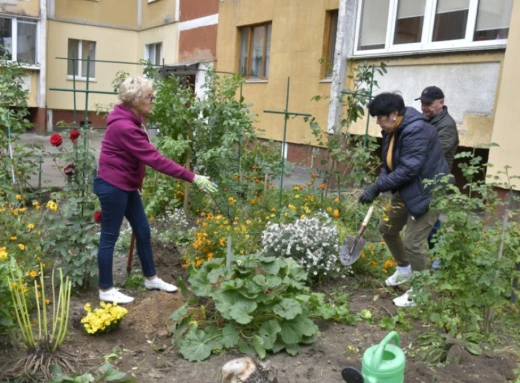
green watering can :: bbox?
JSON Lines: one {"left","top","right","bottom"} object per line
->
{"left": 342, "top": 332, "right": 405, "bottom": 383}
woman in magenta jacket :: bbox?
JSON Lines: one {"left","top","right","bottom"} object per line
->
{"left": 94, "top": 76, "right": 216, "bottom": 304}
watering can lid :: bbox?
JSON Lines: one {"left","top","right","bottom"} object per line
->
{"left": 363, "top": 331, "right": 405, "bottom": 373}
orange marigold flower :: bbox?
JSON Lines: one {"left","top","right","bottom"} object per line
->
{"left": 319, "top": 183, "right": 327, "bottom": 190}
{"left": 333, "top": 209, "right": 340, "bottom": 218}
{"left": 326, "top": 206, "right": 332, "bottom": 212}
{"left": 370, "top": 260, "right": 376, "bottom": 267}
{"left": 369, "top": 244, "right": 374, "bottom": 250}
{"left": 250, "top": 199, "right": 257, "bottom": 205}
{"left": 333, "top": 198, "right": 339, "bottom": 203}
{"left": 311, "top": 173, "right": 317, "bottom": 179}
{"left": 306, "top": 182, "right": 312, "bottom": 187}
{"left": 384, "top": 260, "right": 394, "bottom": 269}
{"left": 234, "top": 174, "right": 241, "bottom": 180}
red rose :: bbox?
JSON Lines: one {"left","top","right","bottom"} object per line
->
{"left": 50, "top": 133, "right": 63, "bottom": 147}
{"left": 94, "top": 211, "right": 102, "bottom": 224}
{"left": 70, "top": 129, "right": 80, "bottom": 143}
{"left": 64, "top": 164, "right": 75, "bottom": 177}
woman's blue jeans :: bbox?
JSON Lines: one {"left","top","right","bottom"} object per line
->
{"left": 94, "top": 177, "right": 156, "bottom": 289}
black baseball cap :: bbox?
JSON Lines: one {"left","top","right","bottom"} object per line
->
{"left": 415, "top": 86, "right": 445, "bottom": 103}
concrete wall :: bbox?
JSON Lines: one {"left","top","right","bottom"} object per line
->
{"left": 140, "top": 0, "right": 176, "bottom": 30}
{"left": 348, "top": 52, "right": 505, "bottom": 149}
{"left": 216, "top": 0, "right": 339, "bottom": 145}
{"left": 138, "top": 23, "right": 179, "bottom": 64}
{"left": 46, "top": 20, "right": 138, "bottom": 111}
{"left": 53, "top": 0, "right": 137, "bottom": 29}
{"left": 489, "top": 0, "right": 520, "bottom": 188}
{"left": 0, "top": 0, "right": 39, "bottom": 17}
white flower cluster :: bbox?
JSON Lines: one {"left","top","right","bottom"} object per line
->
{"left": 261, "top": 212, "right": 341, "bottom": 278}
{"left": 157, "top": 209, "right": 195, "bottom": 244}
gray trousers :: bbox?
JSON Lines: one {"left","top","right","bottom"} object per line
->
{"left": 378, "top": 192, "right": 439, "bottom": 272}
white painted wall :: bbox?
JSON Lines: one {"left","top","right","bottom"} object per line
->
{"left": 372, "top": 62, "right": 501, "bottom": 124}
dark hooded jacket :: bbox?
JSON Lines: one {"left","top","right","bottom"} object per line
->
{"left": 429, "top": 106, "right": 459, "bottom": 171}
{"left": 375, "top": 107, "right": 449, "bottom": 218}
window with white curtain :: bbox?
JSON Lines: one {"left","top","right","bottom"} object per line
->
{"left": 0, "top": 16, "right": 37, "bottom": 64}
{"left": 145, "top": 42, "right": 162, "bottom": 66}
{"left": 67, "top": 39, "right": 96, "bottom": 79}
{"left": 238, "top": 23, "right": 272, "bottom": 78}
{"left": 355, "top": 0, "right": 513, "bottom": 55}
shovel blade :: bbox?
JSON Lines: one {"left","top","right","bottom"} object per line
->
{"left": 339, "top": 236, "right": 367, "bottom": 266}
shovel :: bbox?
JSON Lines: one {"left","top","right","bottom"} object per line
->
{"left": 339, "top": 205, "right": 374, "bottom": 266}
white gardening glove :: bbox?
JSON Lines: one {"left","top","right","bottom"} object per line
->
{"left": 194, "top": 175, "right": 218, "bottom": 194}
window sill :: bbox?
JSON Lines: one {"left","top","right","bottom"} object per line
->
{"left": 245, "top": 79, "right": 268, "bottom": 84}
{"left": 352, "top": 42, "right": 507, "bottom": 59}
{"left": 66, "top": 76, "right": 97, "bottom": 82}
{"left": 0, "top": 60, "right": 40, "bottom": 70}
{"left": 319, "top": 78, "right": 333, "bottom": 83}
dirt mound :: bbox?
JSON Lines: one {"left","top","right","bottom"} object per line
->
{"left": 124, "top": 291, "right": 185, "bottom": 335}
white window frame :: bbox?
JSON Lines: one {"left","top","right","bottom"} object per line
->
{"left": 0, "top": 16, "right": 39, "bottom": 68}
{"left": 67, "top": 39, "right": 96, "bottom": 81}
{"left": 144, "top": 42, "right": 163, "bottom": 66}
{"left": 353, "top": 0, "right": 510, "bottom": 57}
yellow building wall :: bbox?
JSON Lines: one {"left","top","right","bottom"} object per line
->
{"left": 46, "top": 20, "right": 140, "bottom": 111}
{"left": 138, "top": 23, "right": 179, "bottom": 65}
{"left": 0, "top": 0, "right": 39, "bottom": 17}
{"left": 140, "top": 0, "right": 177, "bottom": 30}
{"left": 348, "top": 52, "right": 505, "bottom": 149}
{"left": 27, "top": 70, "right": 38, "bottom": 106}
{"left": 216, "top": 0, "right": 339, "bottom": 145}
{"left": 53, "top": 0, "right": 137, "bottom": 29}
{"left": 488, "top": 0, "right": 520, "bottom": 188}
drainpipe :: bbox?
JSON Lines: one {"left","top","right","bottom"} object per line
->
{"left": 327, "top": 0, "right": 357, "bottom": 133}
{"left": 39, "top": 0, "right": 48, "bottom": 132}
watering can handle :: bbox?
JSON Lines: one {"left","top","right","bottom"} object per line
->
{"left": 369, "top": 331, "right": 400, "bottom": 370}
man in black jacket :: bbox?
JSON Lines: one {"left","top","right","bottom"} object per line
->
{"left": 359, "top": 93, "right": 449, "bottom": 307}
{"left": 416, "top": 86, "right": 459, "bottom": 256}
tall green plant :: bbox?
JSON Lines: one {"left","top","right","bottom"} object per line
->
{"left": 43, "top": 128, "right": 100, "bottom": 288}
{"left": 413, "top": 147, "right": 520, "bottom": 335}
{"left": 0, "top": 51, "right": 42, "bottom": 195}
{"left": 308, "top": 61, "right": 386, "bottom": 190}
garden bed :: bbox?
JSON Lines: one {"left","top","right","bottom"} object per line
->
{"left": 1, "top": 238, "right": 517, "bottom": 383}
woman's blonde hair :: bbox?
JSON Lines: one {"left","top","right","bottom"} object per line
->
{"left": 118, "top": 76, "right": 153, "bottom": 107}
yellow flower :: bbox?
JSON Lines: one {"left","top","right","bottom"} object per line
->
{"left": 19, "top": 208, "right": 26, "bottom": 213}
{"left": 301, "top": 215, "right": 306, "bottom": 219}
{"left": 246, "top": 220, "right": 251, "bottom": 225}
{"left": 149, "top": 217, "right": 155, "bottom": 222}
{"left": 288, "top": 204, "right": 296, "bottom": 211}
{"left": 46, "top": 201, "right": 58, "bottom": 211}
{"left": 12, "top": 209, "right": 18, "bottom": 216}
{"left": 16, "top": 194, "right": 22, "bottom": 200}
{"left": 326, "top": 206, "right": 332, "bottom": 212}
{"left": 333, "top": 198, "right": 340, "bottom": 203}
{"left": 26, "top": 270, "right": 37, "bottom": 277}
{"left": 28, "top": 223, "right": 35, "bottom": 230}
{"left": 229, "top": 197, "right": 237, "bottom": 205}
{"left": 18, "top": 244, "right": 25, "bottom": 250}
{"left": 10, "top": 236, "right": 17, "bottom": 240}
{"left": 0, "top": 249, "right": 7, "bottom": 260}
{"left": 384, "top": 260, "right": 394, "bottom": 269}
{"left": 295, "top": 194, "right": 300, "bottom": 199}
{"left": 333, "top": 209, "right": 340, "bottom": 218}
{"left": 45, "top": 299, "right": 50, "bottom": 305}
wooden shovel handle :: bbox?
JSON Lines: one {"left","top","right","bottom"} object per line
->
{"left": 358, "top": 205, "right": 374, "bottom": 235}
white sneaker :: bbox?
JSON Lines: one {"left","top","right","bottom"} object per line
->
{"left": 385, "top": 265, "right": 412, "bottom": 286}
{"left": 145, "top": 277, "right": 178, "bottom": 293}
{"left": 393, "top": 288, "right": 416, "bottom": 307}
{"left": 99, "top": 288, "right": 134, "bottom": 304}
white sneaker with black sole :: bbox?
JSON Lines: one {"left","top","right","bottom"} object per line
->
{"left": 145, "top": 277, "right": 178, "bottom": 293}
{"left": 99, "top": 288, "right": 134, "bottom": 304}
{"left": 385, "top": 265, "right": 412, "bottom": 287}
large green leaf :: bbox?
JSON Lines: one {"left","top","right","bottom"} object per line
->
{"left": 273, "top": 298, "right": 302, "bottom": 320}
{"left": 252, "top": 335, "right": 266, "bottom": 359}
{"left": 207, "top": 266, "right": 229, "bottom": 284}
{"left": 279, "top": 315, "right": 318, "bottom": 345}
{"left": 258, "top": 319, "right": 281, "bottom": 350}
{"left": 285, "top": 343, "right": 301, "bottom": 356}
{"left": 222, "top": 323, "right": 240, "bottom": 348}
{"left": 238, "top": 339, "right": 256, "bottom": 356}
{"left": 262, "top": 258, "right": 282, "bottom": 274}
{"left": 229, "top": 300, "right": 257, "bottom": 324}
{"left": 179, "top": 328, "right": 217, "bottom": 362}
{"left": 169, "top": 303, "right": 188, "bottom": 322}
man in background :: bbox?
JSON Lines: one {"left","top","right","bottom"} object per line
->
{"left": 416, "top": 86, "right": 459, "bottom": 261}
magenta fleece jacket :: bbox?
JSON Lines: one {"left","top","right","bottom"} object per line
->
{"left": 98, "top": 104, "right": 195, "bottom": 191}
